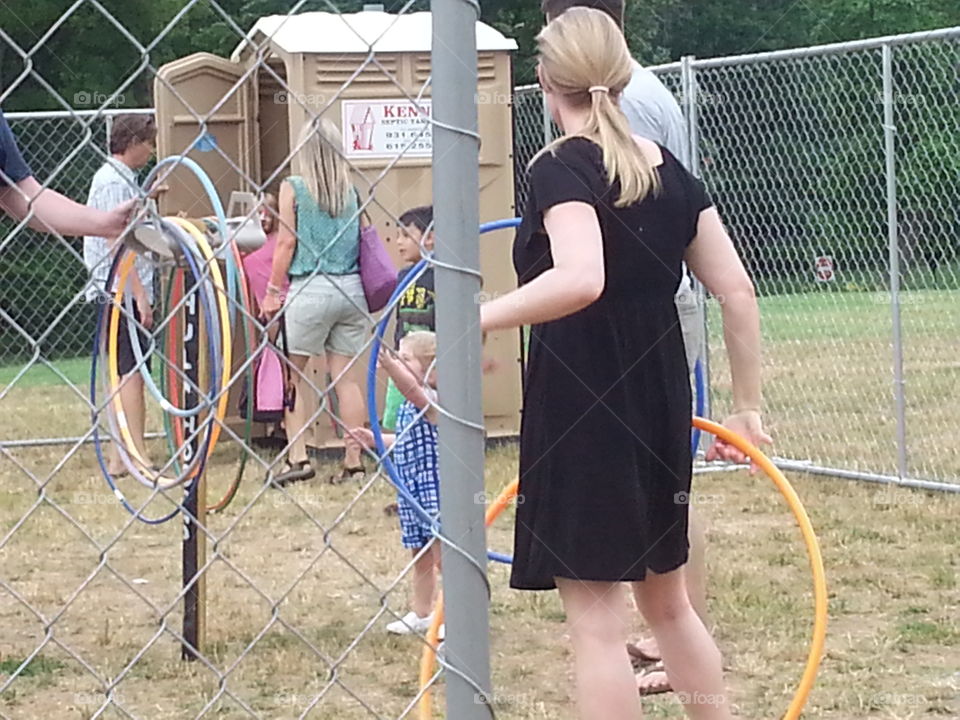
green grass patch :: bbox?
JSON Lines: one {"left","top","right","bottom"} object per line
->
{"left": 0, "top": 357, "right": 92, "bottom": 389}
{"left": 0, "top": 656, "right": 66, "bottom": 677}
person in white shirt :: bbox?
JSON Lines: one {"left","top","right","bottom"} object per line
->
{"left": 83, "top": 114, "right": 165, "bottom": 479}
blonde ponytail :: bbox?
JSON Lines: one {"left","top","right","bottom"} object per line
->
{"left": 534, "top": 7, "right": 660, "bottom": 207}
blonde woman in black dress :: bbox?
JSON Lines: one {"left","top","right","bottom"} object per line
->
{"left": 480, "top": 8, "right": 770, "bottom": 719}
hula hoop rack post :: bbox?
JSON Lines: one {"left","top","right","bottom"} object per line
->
{"left": 97, "top": 154, "right": 258, "bottom": 661}
{"left": 180, "top": 275, "right": 206, "bottom": 661}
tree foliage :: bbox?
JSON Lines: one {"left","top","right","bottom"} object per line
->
{"left": 2, "top": 0, "right": 957, "bottom": 107}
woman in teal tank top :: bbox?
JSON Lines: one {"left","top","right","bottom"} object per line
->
{"left": 262, "top": 116, "right": 371, "bottom": 484}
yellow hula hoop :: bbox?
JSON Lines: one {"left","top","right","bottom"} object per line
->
{"left": 417, "top": 417, "right": 827, "bottom": 720}
{"left": 168, "top": 217, "right": 232, "bottom": 462}
{"left": 106, "top": 220, "right": 232, "bottom": 485}
{"left": 106, "top": 251, "right": 152, "bottom": 474}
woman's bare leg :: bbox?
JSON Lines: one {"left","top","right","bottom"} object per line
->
{"left": 632, "top": 568, "right": 730, "bottom": 719}
{"left": 556, "top": 578, "right": 641, "bottom": 720}
{"left": 283, "top": 353, "right": 312, "bottom": 465}
{"left": 326, "top": 352, "right": 366, "bottom": 468}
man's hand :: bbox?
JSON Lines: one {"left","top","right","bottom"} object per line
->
{"left": 101, "top": 197, "right": 139, "bottom": 240}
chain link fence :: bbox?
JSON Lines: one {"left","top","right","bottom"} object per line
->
{"left": 514, "top": 28, "right": 960, "bottom": 491}
{"left": 0, "top": 110, "right": 148, "bottom": 364}
{"left": 1, "top": 2, "right": 498, "bottom": 718}
{"left": 2, "top": 8, "right": 960, "bottom": 719}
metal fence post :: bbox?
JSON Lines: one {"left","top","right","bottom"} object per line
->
{"left": 682, "top": 55, "right": 712, "bottom": 428}
{"left": 104, "top": 113, "right": 113, "bottom": 154}
{"left": 542, "top": 89, "right": 553, "bottom": 146}
{"left": 432, "top": 1, "right": 493, "bottom": 718}
{"left": 882, "top": 43, "right": 908, "bottom": 481}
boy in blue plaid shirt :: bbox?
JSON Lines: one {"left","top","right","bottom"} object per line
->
{"left": 348, "top": 331, "right": 442, "bottom": 635}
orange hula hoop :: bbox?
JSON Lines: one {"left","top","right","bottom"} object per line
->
{"left": 417, "top": 417, "right": 827, "bottom": 720}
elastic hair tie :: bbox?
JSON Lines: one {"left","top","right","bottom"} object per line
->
{"left": 588, "top": 85, "right": 610, "bottom": 94}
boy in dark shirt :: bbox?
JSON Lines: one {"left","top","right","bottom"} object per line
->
{"left": 382, "top": 205, "right": 436, "bottom": 432}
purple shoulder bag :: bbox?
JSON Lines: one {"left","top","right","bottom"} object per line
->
{"left": 358, "top": 208, "right": 397, "bottom": 313}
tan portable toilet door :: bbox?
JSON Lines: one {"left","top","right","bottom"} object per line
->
{"left": 154, "top": 52, "right": 259, "bottom": 217}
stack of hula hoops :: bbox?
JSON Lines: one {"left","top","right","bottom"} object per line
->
{"left": 90, "top": 156, "right": 258, "bottom": 524}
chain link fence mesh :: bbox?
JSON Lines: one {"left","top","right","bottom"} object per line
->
{"left": 2, "top": 7, "right": 960, "bottom": 719}
{"left": 1, "top": 2, "right": 496, "bottom": 718}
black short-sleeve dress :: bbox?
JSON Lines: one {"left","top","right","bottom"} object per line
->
{"left": 511, "top": 137, "right": 713, "bottom": 591}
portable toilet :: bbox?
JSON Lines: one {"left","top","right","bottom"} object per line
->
{"left": 154, "top": 9, "right": 522, "bottom": 445}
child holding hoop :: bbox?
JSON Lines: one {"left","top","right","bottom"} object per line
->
{"left": 348, "top": 331, "right": 443, "bottom": 636}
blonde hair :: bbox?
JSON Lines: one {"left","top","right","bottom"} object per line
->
{"left": 399, "top": 331, "right": 437, "bottom": 369}
{"left": 534, "top": 7, "right": 659, "bottom": 207}
{"left": 296, "top": 116, "right": 352, "bottom": 217}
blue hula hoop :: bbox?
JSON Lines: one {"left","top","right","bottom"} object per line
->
{"left": 692, "top": 357, "right": 705, "bottom": 455}
{"left": 367, "top": 217, "right": 522, "bottom": 565}
{"left": 93, "top": 155, "right": 235, "bottom": 522}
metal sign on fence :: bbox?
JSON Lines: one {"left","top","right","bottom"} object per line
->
{"left": 814, "top": 256, "right": 836, "bottom": 283}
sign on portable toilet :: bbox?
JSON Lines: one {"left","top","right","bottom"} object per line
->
{"left": 154, "top": 9, "right": 522, "bottom": 445}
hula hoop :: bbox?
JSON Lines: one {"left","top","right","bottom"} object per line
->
{"left": 417, "top": 417, "right": 827, "bottom": 720}
{"left": 168, "top": 217, "right": 233, "bottom": 463}
{"left": 93, "top": 151, "right": 258, "bottom": 517}
{"left": 90, "top": 251, "right": 206, "bottom": 523}
{"left": 365, "top": 217, "right": 525, "bottom": 565}
{"left": 104, "top": 245, "right": 216, "bottom": 490}
{"left": 692, "top": 357, "right": 705, "bottom": 455}
{"left": 206, "top": 233, "right": 257, "bottom": 513}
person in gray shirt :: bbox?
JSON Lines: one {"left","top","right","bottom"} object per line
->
{"left": 542, "top": 0, "right": 711, "bottom": 698}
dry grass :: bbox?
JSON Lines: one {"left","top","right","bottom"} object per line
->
{"left": 0, "top": 287, "right": 958, "bottom": 718}
{"left": 0, "top": 436, "right": 958, "bottom": 719}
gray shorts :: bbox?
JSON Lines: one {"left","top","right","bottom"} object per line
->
{"left": 675, "top": 279, "right": 703, "bottom": 375}
{"left": 285, "top": 273, "right": 370, "bottom": 357}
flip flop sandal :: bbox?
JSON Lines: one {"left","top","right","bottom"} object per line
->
{"left": 272, "top": 460, "right": 316, "bottom": 487}
{"left": 636, "top": 662, "right": 672, "bottom": 697}
{"left": 329, "top": 465, "right": 365, "bottom": 485}
{"left": 627, "top": 639, "right": 661, "bottom": 669}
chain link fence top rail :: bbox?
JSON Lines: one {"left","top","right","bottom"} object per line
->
{"left": 0, "top": 2, "right": 501, "bottom": 718}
